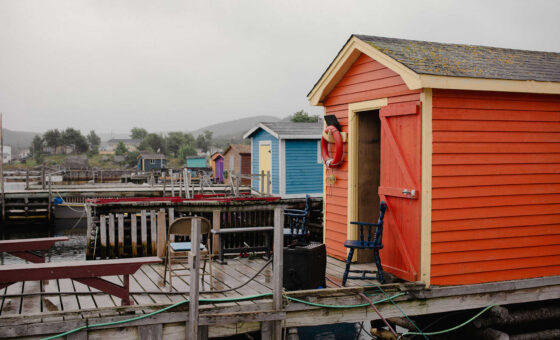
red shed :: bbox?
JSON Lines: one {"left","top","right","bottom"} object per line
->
{"left": 308, "top": 35, "right": 560, "bottom": 286}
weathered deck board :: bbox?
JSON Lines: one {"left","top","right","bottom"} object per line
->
{"left": 0, "top": 257, "right": 382, "bottom": 317}
{"left": 1, "top": 282, "right": 23, "bottom": 316}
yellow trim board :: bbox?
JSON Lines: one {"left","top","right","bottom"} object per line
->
{"left": 347, "top": 98, "right": 388, "bottom": 261}
{"left": 308, "top": 36, "right": 560, "bottom": 106}
{"left": 420, "top": 89, "right": 433, "bottom": 287}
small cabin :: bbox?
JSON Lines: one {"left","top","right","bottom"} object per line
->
{"left": 211, "top": 152, "right": 224, "bottom": 183}
{"left": 222, "top": 144, "right": 251, "bottom": 185}
{"left": 137, "top": 152, "right": 166, "bottom": 171}
{"left": 244, "top": 122, "right": 323, "bottom": 198}
{"left": 185, "top": 156, "right": 207, "bottom": 169}
{"left": 308, "top": 35, "right": 560, "bottom": 286}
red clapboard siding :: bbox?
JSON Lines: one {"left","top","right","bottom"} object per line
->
{"left": 431, "top": 89, "right": 560, "bottom": 285}
{"left": 433, "top": 174, "right": 560, "bottom": 188}
{"left": 322, "top": 53, "right": 420, "bottom": 261}
{"left": 432, "top": 245, "right": 560, "bottom": 264}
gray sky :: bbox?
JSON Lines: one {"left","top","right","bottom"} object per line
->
{"left": 1, "top": 0, "right": 559, "bottom": 134}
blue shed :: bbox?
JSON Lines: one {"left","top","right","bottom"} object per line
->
{"left": 137, "top": 152, "right": 167, "bottom": 171}
{"left": 243, "top": 121, "right": 323, "bottom": 198}
{"left": 186, "top": 156, "right": 208, "bottom": 169}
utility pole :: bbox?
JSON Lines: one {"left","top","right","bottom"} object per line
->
{"left": 1, "top": 113, "right": 5, "bottom": 223}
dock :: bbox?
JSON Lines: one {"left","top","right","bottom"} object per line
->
{"left": 0, "top": 256, "right": 558, "bottom": 339}
{"left": 1, "top": 183, "right": 251, "bottom": 223}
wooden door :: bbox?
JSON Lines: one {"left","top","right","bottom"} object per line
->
{"left": 378, "top": 102, "right": 421, "bottom": 282}
{"left": 259, "top": 144, "right": 272, "bottom": 193}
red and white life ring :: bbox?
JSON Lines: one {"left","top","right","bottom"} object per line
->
{"left": 321, "top": 125, "right": 343, "bottom": 168}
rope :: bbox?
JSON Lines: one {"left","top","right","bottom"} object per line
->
{"left": 366, "top": 283, "right": 427, "bottom": 340}
{"left": 399, "top": 304, "right": 498, "bottom": 338}
{"left": 326, "top": 276, "right": 398, "bottom": 337}
{"left": 41, "top": 289, "right": 405, "bottom": 340}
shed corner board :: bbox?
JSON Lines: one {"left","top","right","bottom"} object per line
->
{"left": 420, "top": 88, "right": 433, "bottom": 287}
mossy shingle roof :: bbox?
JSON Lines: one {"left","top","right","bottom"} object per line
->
{"left": 260, "top": 122, "right": 323, "bottom": 138}
{"left": 355, "top": 35, "right": 560, "bottom": 82}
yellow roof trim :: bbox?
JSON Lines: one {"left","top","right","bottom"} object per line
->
{"left": 420, "top": 74, "right": 560, "bottom": 95}
{"left": 308, "top": 36, "right": 560, "bottom": 106}
{"left": 308, "top": 37, "right": 421, "bottom": 106}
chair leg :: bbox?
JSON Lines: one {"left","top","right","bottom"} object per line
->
{"left": 208, "top": 255, "right": 213, "bottom": 289}
{"left": 374, "top": 249, "right": 384, "bottom": 283}
{"left": 342, "top": 248, "right": 354, "bottom": 286}
{"left": 201, "top": 258, "right": 207, "bottom": 285}
{"left": 168, "top": 257, "right": 173, "bottom": 292}
{"left": 163, "top": 252, "right": 169, "bottom": 285}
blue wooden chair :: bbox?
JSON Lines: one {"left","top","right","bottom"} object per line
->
{"left": 342, "top": 201, "right": 387, "bottom": 286}
{"left": 284, "top": 195, "right": 312, "bottom": 246}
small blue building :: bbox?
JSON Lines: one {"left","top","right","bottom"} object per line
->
{"left": 137, "top": 152, "right": 167, "bottom": 171}
{"left": 243, "top": 121, "right": 323, "bottom": 198}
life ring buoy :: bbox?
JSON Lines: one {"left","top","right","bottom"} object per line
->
{"left": 321, "top": 125, "right": 343, "bottom": 168}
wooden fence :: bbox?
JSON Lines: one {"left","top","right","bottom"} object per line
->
{"left": 86, "top": 200, "right": 288, "bottom": 260}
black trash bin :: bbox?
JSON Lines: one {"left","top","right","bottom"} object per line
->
{"left": 283, "top": 242, "right": 326, "bottom": 291}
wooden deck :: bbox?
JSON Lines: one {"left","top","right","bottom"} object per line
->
{"left": 0, "top": 257, "right": 379, "bottom": 317}
{"left": 0, "top": 255, "right": 558, "bottom": 339}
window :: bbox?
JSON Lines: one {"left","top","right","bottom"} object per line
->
{"left": 150, "top": 159, "right": 156, "bottom": 164}
{"left": 229, "top": 156, "right": 235, "bottom": 171}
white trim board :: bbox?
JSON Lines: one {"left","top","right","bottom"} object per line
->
{"left": 279, "top": 139, "right": 286, "bottom": 197}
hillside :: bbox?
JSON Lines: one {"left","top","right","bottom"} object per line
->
{"left": 190, "top": 115, "right": 281, "bottom": 138}
{"left": 1, "top": 128, "right": 38, "bottom": 149}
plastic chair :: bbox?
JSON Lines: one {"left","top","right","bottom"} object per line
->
{"left": 284, "top": 195, "right": 312, "bottom": 246}
{"left": 163, "top": 216, "right": 213, "bottom": 292}
{"left": 342, "top": 201, "right": 387, "bottom": 286}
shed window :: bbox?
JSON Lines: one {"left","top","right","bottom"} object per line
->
{"left": 150, "top": 159, "right": 156, "bottom": 164}
{"left": 230, "top": 156, "right": 235, "bottom": 171}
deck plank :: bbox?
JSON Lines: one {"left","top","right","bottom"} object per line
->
{"left": 41, "top": 279, "right": 64, "bottom": 322}
{"left": 57, "top": 278, "right": 80, "bottom": 316}
{"left": 21, "top": 280, "right": 42, "bottom": 315}
{"left": 1, "top": 282, "right": 23, "bottom": 316}
{"left": 73, "top": 280, "right": 99, "bottom": 311}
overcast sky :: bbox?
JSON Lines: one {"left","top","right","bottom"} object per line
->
{"left": 1, "top": 0, "right": 559, "bottom": 134}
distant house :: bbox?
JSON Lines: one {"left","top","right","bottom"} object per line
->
{"left": 18, "top": 149, "right": 30, "bottom": 160}
{"left": 210, "top": 152, "right": 224, "bottom": 183}
{"left": 2, "top": 145, "right": 11, "bottom": 164}
{"left": 243, "top": 122, "right": 323, "bottom": 198}
{"left": 62, "top": 155, "right": 89, "bottom": 169}
{"left": 113, "top": 155, "right": 126, "bottom": 164}
{"left": 100, "top": 139, "right": 140, "bottom": 154}
{"left": 222, "top": 144, "right": 251, "bottom": 185}
{"left": 137, "top": 152, "right": 166, "bottom": 171}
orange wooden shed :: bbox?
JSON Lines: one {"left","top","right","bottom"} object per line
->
{"left": 308, "top": 35, "right": 560, "bottom": 286}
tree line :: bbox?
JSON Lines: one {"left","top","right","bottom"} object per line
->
{"left": 30, "top": 128, "right": 101, "bottom": 162}
{"left": 120, "top": 127, "right": 213, "bottom": 160}
{"left": 28, "top": 110, "right": 317, "bottom": 165}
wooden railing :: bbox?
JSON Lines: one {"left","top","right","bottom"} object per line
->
{"left": 85, "top": 199, "right": 286, "bottom": 260}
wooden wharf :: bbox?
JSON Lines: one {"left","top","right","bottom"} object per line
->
{"left": 1, "top": 183, "right": 250, "bottom": 223}
{"left": 0, "top": 256, "right": 558, "bottom": 339}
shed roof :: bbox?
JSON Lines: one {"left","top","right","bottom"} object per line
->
{"left": 244, "top": 122, "right": 323, "bottom": 140}
{"left": 211, "top": 152, "right": 223, "bottom": 161}
{"left": 137, "top": 151, "right": 166, "bottom": 160}
{"left": 308, "top": 35, "right": 560, "bottom": 105}
{"left": 355, "top": 35, "right": 560, "bottom": 82}
{"left": 223, "top": 144, "right": 251, "bottom": 155}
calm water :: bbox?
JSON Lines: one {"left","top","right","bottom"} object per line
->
{"left": 1, "top": 218, "right": 87, "bottom": 264}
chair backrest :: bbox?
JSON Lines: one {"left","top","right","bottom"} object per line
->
{"left": 168, "top": 216, "right": 212, "bottom": 239}
{"left": 285, "top": 195, "right": 312, "bottom": 244}
{"left": 352, "top": 201, "right": 387, "bottom": 247}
